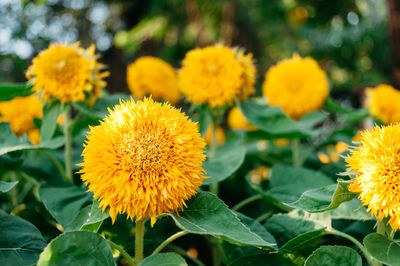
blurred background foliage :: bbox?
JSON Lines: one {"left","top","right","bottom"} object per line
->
{"left": 0, "top": 0, "right": 394, "bottom": 107}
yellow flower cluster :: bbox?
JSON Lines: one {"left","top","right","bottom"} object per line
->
{"left": 347, "top": 125, "right": 400, "bottom": 230}
{"left": 318, "top": 141, "right": 348, "bottom": 164}
{"left": 179, "top": 45, "right": 255, "bottom": 107}
{"left": 79, "top": 98, "right": 206, "bottom": 225}
{"left": 227, "top": 107, "right": 257, "bottom": 131}
{"left": 126, "top": 56, "right": 180, "bottom": 104}
{"left": 26, "top": 42, "right": 109, "bottom": 104}
{"left": 366, "top": 84, "right": 400, "bottom": 124}
{"left": 0, "top": 95, "right": 42, "bottom": 144}
{"left": 262, "top": 54, "right": 329, "bottom": 120}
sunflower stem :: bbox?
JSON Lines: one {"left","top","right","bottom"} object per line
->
{"left": 152, "top": 231, "right": 188, "bottom": 255}
{"left": 107, "top": 240, "right": 135, "bottom": 266}
{"left": 135, "top": 219, "right": 145, "bottom": 264}
{"left": 377, "top": 220, "right": 386, "bottom": 236}
{"left": 209, "top": 113, "right": 220, "bottom": 195}
{"left": 292, "top": 138, "right": 301, "bottom": 166}
{"left": 64, "top": 108, "right": 73, "bottom": 183}
{"left": 232, "top": 194, "right": 263, "bottom": 211}
{"left": 40, "top": 150, "right": 68, "bottom": 182}
{"left": 328, "top": 229, "right": 377, "bottom": 266}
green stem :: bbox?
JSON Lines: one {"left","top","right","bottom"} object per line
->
{"left": 232, "top": 194, "right": 263, "bottom": 211}
{"left": 292, "top": 138, "right": 301, "bottom": 166}
{"left": 64, "top": 108, "right": 73, "bottom": 183}
{"left": 209, "top": 116, "right": 219, "bottom": 195}
{"left": 107, "top": 240, "right": 135, "bottom": 266}
{"left": 168, "top": 244, "right": 206, "bottom": 266}
{"left": 328, "top": 229, "right": 377, "bottom": 266}
{"left": 377, "top": 220, "right": 386, "bottom": 236}
{"left": 40, "top": 150, "right": 68, "bottom": 182}
{"left": 152, "top": 231, "right": 188, "bottom": 255}
{"left": 135, "top": 219, "right": 145, "bottom": 264}
{"left": 255, "top": 211, "right": 273, "bottom": 223}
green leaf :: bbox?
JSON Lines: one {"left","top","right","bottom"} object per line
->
{"left": 139, "top": 252, "right": 187, "bottom": 266}
{"left": 240, "top": 99, "right": 327, "bottom": 138}
{"left": 39, "top": 182, "right": 93, "bottom": 228}
{"left": 338, "top": 109, "right": 369, "bottom": 124}
{"left": 0, "top": 123, "right": 65, "bottom": 156}
{"left": 0, "top": 180, "right": 18, "bottom": 193}
{"left": 197, "top": 105, "right": 212, "bottom": 136}
{"left": 37, "top": 231, "right": 114, "bottom": 266}
{"left": 203, "top": 143, "right": 246, "bottom": 185}
{"left": 0, "top": 83, "right": 33, "bottom": 101}
{"left": 161, "top": 191, "right": 276, "bottom": 249}
{"left": 281, "top": 229, "right": 328, "bottom": 255}
{"left": 228, "top": 254, "right": 295, "bottom": 266}
{"left": 65, "top": 199, "right": 109, "bottom": 232}
{"left": 305, "top": 245, "right": 362, "bottom": 266}
{"left": 327, "top": 198, "right": 372, "bottom": 220}
{"left": 40, "top": 101, "right": 67, "bottom": 142}
{"left": 363, "top": 233, "right": 400, "bottom": 266}
{"left": 265, "top": 210, "right": 329, "bottom": 248}
{"left": 72, "top": 93, "right": 130, "bottom": 120}
{"left": 248, "top": 165, "right": 334, "bottom": 207}
{"left": 323, "top": 97, "right": 353, "bottom": 114}
{"left": 0, "top": 211, "right": 46, "bottom": 266}
{"left": 286, "top": 180, "right": 357, "bottom": 212}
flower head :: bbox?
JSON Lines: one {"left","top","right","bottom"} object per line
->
{"left": 227, "top": 107, "right": 257, "bottom": 131}
{"left": 347, "top": 124, "right": 400, "bottom": 230}
{"left": 235, "top": 49, "right": 256, "bottom": 99}
{"left": 26, "top": 42, "right": 109, "bottom": 104}
{"left": 0, "top": 95, "right": 42, "bottom": 144}
{"left": 178, "top": 45, "right": 245, "bottom": 107}
{"left": 79, "top": 98, "right": 206, "bottom": 225}
{"left": 127, "top": 56, "right": 180, "bottom": 104}
{"left": 366, "top": 84, "right": 400, "bottom": 124}
{"left": 262, "top": 54, "right": 329, "bottom": 120}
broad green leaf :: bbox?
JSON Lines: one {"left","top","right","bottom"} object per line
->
{"left": 0, "top": 123, "right": 65, "bottom": 156}
{"left": 0, "top": 211, "right": 46, "bottom": 266}
{"left": 139, "top": 252, "right": 187, "bottom": 266}
{"left": 203, "top": 144, "right": 246, "bottom": 185}
{"left": 65, "top": 199, "right": 109, "bottom": 232}
{"left": 0, "top": 180, "right": 18, "bottom": 193}
{"left": 240, "top": 99, "right": 327, "bottom": 138}
{"left": 363, "top": 233, "right": 400, "bottom": 266}
{"left": 286, "top": 180, "right": 357, "bottom": 212}
{"left": 0, "top": 83, "right": 33, "bottom": 101}
{"left": 327, "top": 198, "right": 372, "bottom": 220}
{"left": 72, "top": 93, "right": 130, "bottom": 120}
{"left": 265, "top": 210, "right": 330, "bottom": 247}
{"left": 222, "top": 213, "right": 277, "bottom": 263}
{"left": 161, "top": 191, "right": 276, "bottom": 249}
{"left": 280, "top": 229, "right": 328, "bottom": 255}
{"left": 197, "top": 105, "right": 212, "bottom": 136}
{"left": 37, "top": 231, "right": 114, "bottom": 266}
{"left": 248, "top": 165, "right": 334, "bottom": 207}
{"left": 323, "top": 97, "right": 353, "bottom": 114}
{"left": 40, "top": 101, "right": 67, "bottom": 142}
{"left": 39, "top": 182, "right": 93, "bottom": 228}
{"left": 338, "top": 108, "right": 369, "bottom": 124}
{"left": 305, "top": 245, "right": 362, "bottom": 266}
{"left": 228, "top": 254, "right": 295, "bottom": 266}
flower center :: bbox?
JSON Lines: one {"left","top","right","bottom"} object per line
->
{"left": 117, "top": 130, "right": 172, "bottom": 174}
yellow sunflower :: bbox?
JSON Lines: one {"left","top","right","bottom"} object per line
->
{"left": 178, "top": 45, "right": 244, "bottom": 107}
{"left": 126, "top": 56, "right": 180, "bottom": 104}
{"left": 347, "top": 124, "right": 400, "bottom": 230}
{"left": 0, "top": 95, "right": 42, "bottom": 144}
{"left": 262, "top": 54, "right": 329, "bottom": 120}
{"left": 235, "top": 49, "right": 256, "bottom": 99}
{"left": 227, "top": 107, "right": 257, "bottom": 131}
{"left": 79, "top": 98, "right": 206, "bottom": 226}
{"left": 365, "top": 84, "right": 400, "bottom": 124}
{"left": 26, "top": 42, "right": 109, "bottom": 104}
